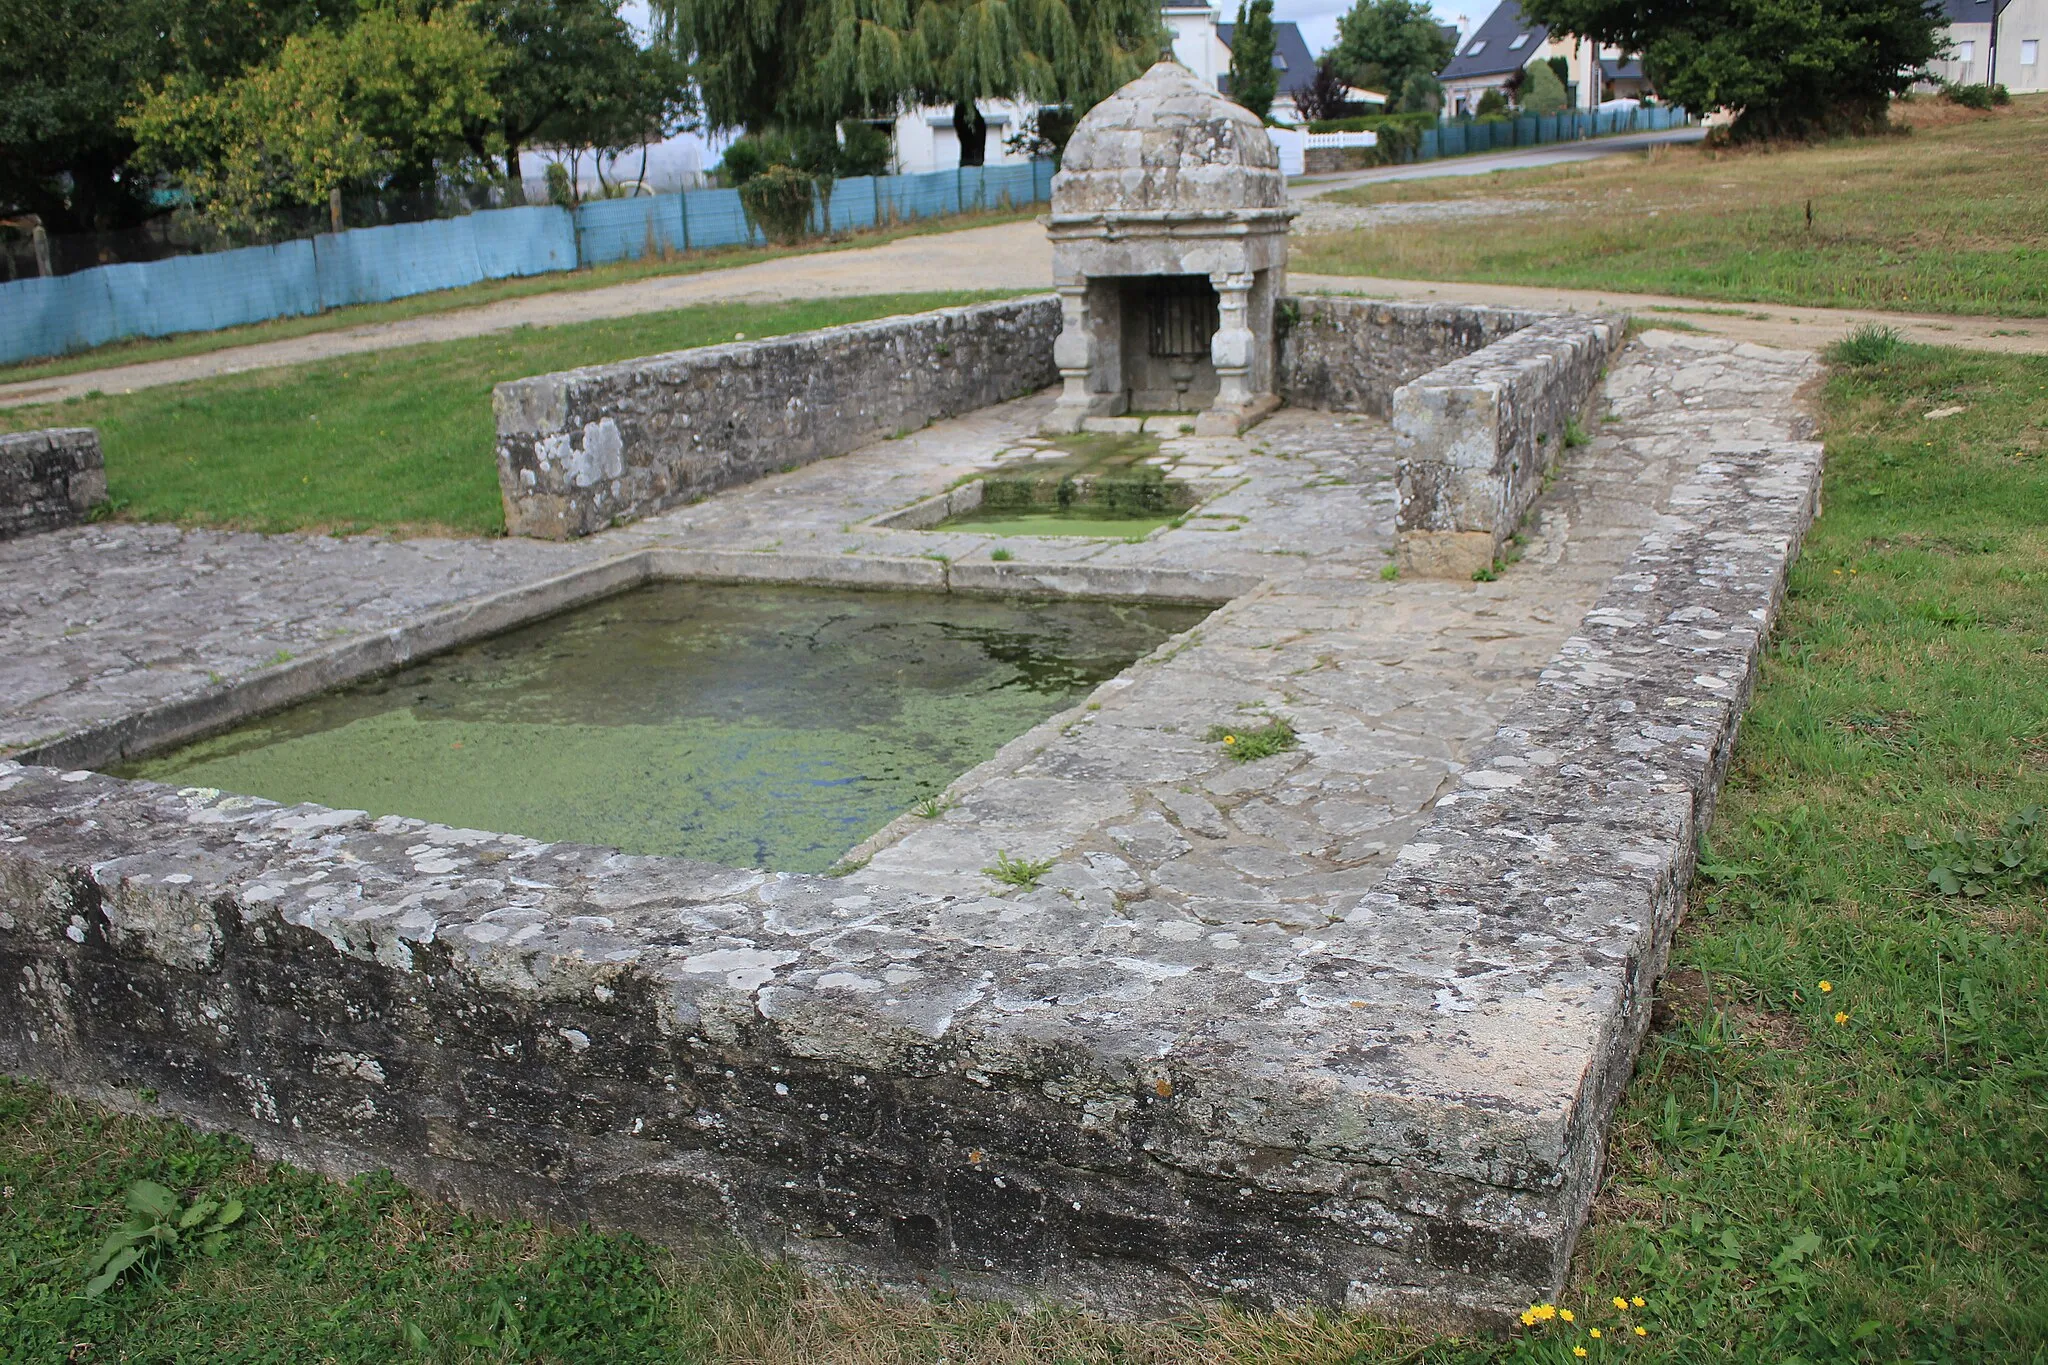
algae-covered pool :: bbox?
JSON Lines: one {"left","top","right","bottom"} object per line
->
{"left": 120, "top": 583, "right": 1209, "bottom": 873}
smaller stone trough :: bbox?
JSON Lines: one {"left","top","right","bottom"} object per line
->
{"left": 494, "top": 293, "right": 1616, "bottom": 581}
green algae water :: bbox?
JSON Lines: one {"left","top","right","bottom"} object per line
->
{"left": 119, "top": 584, "right": 1208, "bottom": 873}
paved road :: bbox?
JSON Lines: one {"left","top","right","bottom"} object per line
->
{"left": 1288, "top": 126, "right": 1708, "bottom": 199}
{"left": 7, "top": 123, "right": 2042, "bottom": 411}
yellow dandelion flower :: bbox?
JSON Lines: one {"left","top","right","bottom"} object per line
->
{"left": 1631, "top": 1297, "right": 1645, "bottom": 1308}
{"left": 1574, "top": 1349, "right": 1588, "bottom": 1359}
{"left": 1818, "top": 980, "right": 1833, "bottom": 993}
{"left": 1612, "top": 1296, "right": 1629, "bottom": 1311}
{"left": 1224, "top": 735, "right": 1237, "bottom": 744}
{"left": 1520, "top": 1312, "right": 1537, "bottom": 1327}
{"left": 1635, "top": 1326, "right": 1648, "bottom": 1337}
{"left": 1590, "top": 1328, "right": 1603, "bottom": 1339}
{"left": 1529, "top": 1303, "right": 1557, "bottom": 1321}
{"left": 1559, "top": 1308, "right": 1575, "bottom": 1323}
{"left": 1835, "top": 1010, "right": 1850, "bottom": 1024}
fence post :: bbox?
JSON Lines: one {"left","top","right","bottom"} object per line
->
{"left": 31, "top": 226, "right": 51, "bottom": 278}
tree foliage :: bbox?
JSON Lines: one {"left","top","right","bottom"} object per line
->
{"left": 651, "top": 0, "right": 1166, "bottom": 140}
{"left": 1521, "top": 0, "right": 1945, "bottom": 139}
{"left": 128, "top": 5, "right": 504, "bottom": 236}
{"left": 1521, "top": 55, "right": 1569, "bottom": 113}
{"left": 466, "top": 0, "right": 693, "bottom": 179}
{"left": 1331, "top": 0, "right": 1453, "bottom": 106}
{"left": 1227, "top": 0, "right": 1278, "bottom": 122}
{"left": 0, "top": 0, "right": 352, "bottom": 231}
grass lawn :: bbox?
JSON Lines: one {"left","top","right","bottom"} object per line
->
{"left": 2, "top": 339, "right": 2043, "bottom": 1360}
{"left": 0, "top": 292, "right": 1014, "bottom": 536}
{"left": 1293, "top": 97, "right": 2048, "bottom": 318}
{"left": 0, "top": 207, "right": 1037, "bottom": 388}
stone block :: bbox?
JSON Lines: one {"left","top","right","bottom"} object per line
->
{"left": 1392, "top": 314, "right": 1621, "bottom": 576}
{"left": 0, "top": 427, "right": 106, "bottom": 539}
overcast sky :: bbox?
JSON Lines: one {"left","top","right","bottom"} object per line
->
{"left": 619, "top": 2, "right": 1486, "bottom": 64}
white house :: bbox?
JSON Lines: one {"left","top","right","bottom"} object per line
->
{"left": 878, "top": 4, "right": 1326, "bottom": 175}
{"left": 1931, "top": 0, "right": 2047, "bottom": 91}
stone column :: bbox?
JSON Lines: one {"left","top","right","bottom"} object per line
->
{"left": 1195, "top": 273, "right": 1257, "bottom": 436}
{"left": 1210, "top": 273, "right": 1254, "bottom": 409}
{"left": 1045, "top": 284, "right": 1095, "bottom": 433}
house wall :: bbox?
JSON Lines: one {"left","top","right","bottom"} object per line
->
{"left": 1991, "top": 0, "right": 2048, "bottom": 90}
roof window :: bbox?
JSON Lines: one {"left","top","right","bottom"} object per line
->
{"left": 1509, "top": 32, "right": 1530, "bottom": 49}
{"left": 1465, "top": 38, "right": 1487, "bottom": 54}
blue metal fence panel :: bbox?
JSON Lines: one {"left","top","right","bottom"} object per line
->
{"left": 111, "top": 239, "right": 319, "bottom": 341}
{"left": 575, "top": 195, "right": 687, "bottom": 266}
{"left": 679, "top": 188, "right": 756, "bottom": 248}
{"left": 820, "top": 177, "right": 880, "bottom": 233}
{"left": 469, "top": 204, "right": 577, "bottom": 278}
{"left": 314, "top": 217, "right": 485, "bottom": 309}
{"left": 983, "top": 163, "right": 1037, "bottom": 209}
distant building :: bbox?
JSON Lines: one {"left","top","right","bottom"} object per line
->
{"left": 1930, "top": 0, "right": 2046, "bottom": 92}
{"left": 878, "top": 4, "right": 1323, "bottom": 176}
{"left": 1436, "top": 1, "right": 1645, "bottom": 116}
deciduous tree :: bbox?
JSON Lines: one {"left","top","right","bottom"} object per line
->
{"left": 1227, "top": 0, "right": 1278, "bottom": 122}
{"left": 129, "top": 5, "right": 503, "bottom": 236}
{"left": 466, "top": 0, "right": 693, "bottom": 181}
{"left": 1331, "top": 0, "right": 1453, "bottom": 109}
{"left": 651, "top": 0, "right": 1165, "bottom": 167}
{"left": 1521, "top": 0, "right": 1944, "bottom": 139}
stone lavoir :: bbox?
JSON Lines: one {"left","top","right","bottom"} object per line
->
{"left": 1, "top": 57, "right": 1825, "bottom": 1325}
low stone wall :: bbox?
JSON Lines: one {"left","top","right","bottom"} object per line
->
{"left": 1, "top": 427, "right": 106, "bottom": 539}
{"left": 1393, "top": 314, "right": 1622, "bottom": 577}
{"left": 1276, "top": 296, "right": 1544, "bottom": 418}
{"left": 494, "top": 297, "right": 1061, "bottom": 539}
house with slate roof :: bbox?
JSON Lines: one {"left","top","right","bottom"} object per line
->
{"left": 1437, "top": 0, "right": 1650, "bottom": 116}
{"left": 1928, "top": 0, "right": 2045, "bottom": 91}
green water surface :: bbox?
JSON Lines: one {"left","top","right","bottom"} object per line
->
{"left": 120, "top": 584, "right": 1207, "bottom": 873}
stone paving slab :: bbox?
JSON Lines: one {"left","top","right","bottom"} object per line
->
{"left": 0, "top": 330, "right": 1821, "bottom": 1317}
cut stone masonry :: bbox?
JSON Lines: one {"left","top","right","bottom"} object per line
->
{"left": 1, "top": 426, "right": 106, "bottom": 539}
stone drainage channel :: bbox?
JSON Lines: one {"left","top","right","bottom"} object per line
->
{"left": 0, "top": 330, "right": 1820, "bottom": 1320}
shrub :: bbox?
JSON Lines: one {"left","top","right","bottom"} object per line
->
{"left": 1475, "top": 88, "right": 1509, "bottom": 118}
{"left": 1940, "top": 82, "right": 2009, "bottom": 110}
{"left": 1826, "top": 323, "right": 1905, "bottom": 367}
{"left": 543, "top": 160, "right": 574, "bottom": 207}
{"left": 719, "top": 133, "right": 789, "bottom": 187}
{"left": 837, "top": 119, "right": 893, "bottom": 177}
{"left": 738, "top": 164, "right": 817, "bottom": 244}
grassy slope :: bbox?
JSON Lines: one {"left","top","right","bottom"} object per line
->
{"left": 0, "top": 292, "right": 1012, "bottom": 536}
{"left": 1293, "top": 98, "right": 2048, "bottom": 318}
{"left": 0, "top": 208, "right": 1036, "bottom": 388}
{"left": 2, "top": 344, "right": 2043, "bottom": 1361}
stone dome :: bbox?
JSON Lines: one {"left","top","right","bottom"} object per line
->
{"left": 1052, "top": 60, "right": 1286, "bottom": 215}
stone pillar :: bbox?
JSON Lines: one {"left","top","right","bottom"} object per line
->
{"left": 1212, "top": 273, "right": 1253, "bottom": 404}
{"left": 1045, "top": 284, "right": 1094, "bottom": 433}
{"left": 1198, "top": 273, "right": 1270, "bottom": 436}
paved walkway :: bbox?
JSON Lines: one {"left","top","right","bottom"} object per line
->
{"left": 2, "top": 124, "right": 2038, "bottom": 411}
{"left": 1286, "top": 126, "right": 1707, "bottom": 198}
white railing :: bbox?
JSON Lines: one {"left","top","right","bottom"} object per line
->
{"left": 1303, "top": 130, "right": 1380, "bottom": 149}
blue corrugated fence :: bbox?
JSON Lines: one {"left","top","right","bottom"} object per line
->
{"left": 0, "top": 162, "right": 1057, "bottom": 366}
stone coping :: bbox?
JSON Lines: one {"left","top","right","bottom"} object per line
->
{"left": 1, "top": 426, "right": 106, "bottom": 540}
{"left": 0, "top": 332, "right": 1823, "bottom": 1319}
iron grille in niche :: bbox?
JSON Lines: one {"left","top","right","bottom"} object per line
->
{"left": 1145, "top": 277, "right": 1219, "bottom": 359}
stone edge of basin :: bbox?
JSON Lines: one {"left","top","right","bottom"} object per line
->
{"left": 0, "top": 431, "right": 1825, "bottom": 1321}
{"left": 0, "top": 426, "right": 107, "bottom": 540}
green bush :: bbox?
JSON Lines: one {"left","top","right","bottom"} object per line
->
{"left": 738, "top": 164, "right": 817, "bottom": 244}
{"left": 1475, "top": 88, "right": 1509, "bottom": 118}
{"left": 836, "top": 120, "right": 893, "bottom": 178}
{"left": 1941, "top": 82, "right": 2009, "bottom": 110}
{"left": 1306, "top": 109, "right": 1432, "bottom": 164}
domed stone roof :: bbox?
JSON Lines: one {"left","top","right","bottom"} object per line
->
{"left": 1052, "top": 60, "right": 1285, "bottom": 215}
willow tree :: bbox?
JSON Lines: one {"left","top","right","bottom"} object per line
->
{"left": 652, "top": 0, "right": 1165, "bottom": 165}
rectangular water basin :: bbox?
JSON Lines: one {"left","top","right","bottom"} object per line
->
{"left": 878, "top": 431, "right": 1207, "bottom": 539}
{"left": 117, "top": 583, "right": 1211, "bottom": 873}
